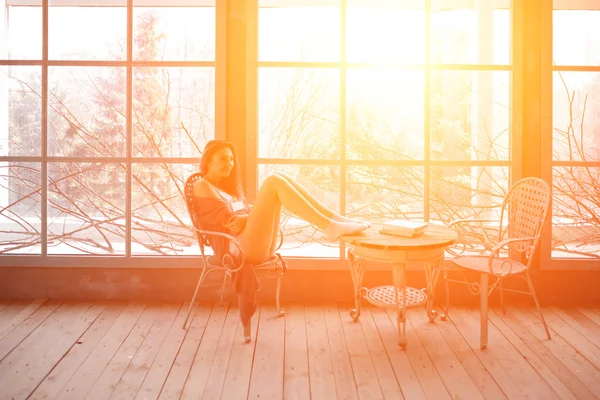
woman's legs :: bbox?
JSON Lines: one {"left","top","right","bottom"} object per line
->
{"left": 266, "top": 172, "right": 361, "bottom": 256}
{"left": 267, "top": 202, "right": 282, "bottom": 256}
{"left": 240, "top": 175, "right": 367, "bottom": 264}
{"left": 273, "top": 172, "right": 335, "bottom": 219}
{"left": 274, "top": 172, "right": 368, "bottom": 225}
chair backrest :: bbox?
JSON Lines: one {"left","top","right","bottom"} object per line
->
{"left": 184, "top": 172, "right": 212, "bottom": 251}
{"left": 498, "top": 177, "right": 551, "bottom": 259}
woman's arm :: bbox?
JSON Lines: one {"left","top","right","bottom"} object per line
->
{"left": 224, "top": 214, "right": 249, "bottom": 234}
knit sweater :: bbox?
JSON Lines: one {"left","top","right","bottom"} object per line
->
{"left": 190, "top": 196, "right": 250, "bottom": 261}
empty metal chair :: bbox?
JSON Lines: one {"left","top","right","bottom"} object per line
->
{"left": 443, "top": 177, "right": 552, "bottom": 349}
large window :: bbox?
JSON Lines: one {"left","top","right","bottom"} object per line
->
{"left": 0, "top": 0, "right": 219, "bottom": 258}
{"left": 550, "top": 1, "right": 600, "bottom": 262}
{"left": 8, "top": 0, "right": 595, "bottom": 269}
{"left": 255, "top": 0, "right": 512, "bottom": 258}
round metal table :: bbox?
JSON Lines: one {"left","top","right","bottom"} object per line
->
{"left": 340, "top": 223, "right": 458, "bottom": 348}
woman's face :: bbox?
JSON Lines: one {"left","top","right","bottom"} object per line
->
{"left": 208, "top": 146, "right": 235, "bottom": 178}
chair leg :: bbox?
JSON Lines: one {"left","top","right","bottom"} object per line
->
{"left": 219, "top": 272, "right": 228, "bottom": 306}
{"left": 480, "top": 273, "right": 489, "bottom": 350}
{"left": 275, "top": 272, "right": 285, "bottom": 316}
{"left": 525, "top": 271, "right": 551, "bottom": 340}
{"left": 498, "top": 277, "right": 506, "bottom": 314}
{"left": 183, "top": 266, "right": 209, "bottom": 330}
{"left": 441, "top": 269, "right": 450, "bottom": 320}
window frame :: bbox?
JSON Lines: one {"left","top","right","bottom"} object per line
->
{"left": 3, "top": 0, "right": 598, "bottom": 270}
{"left": 540, "top": 0, "right": 600, "bottom": 270}
{"left": 246, "top": 0, "right": 517, "bottom": 266}
{"left": 0, "top": 0, "right": 226, "bottom": 266}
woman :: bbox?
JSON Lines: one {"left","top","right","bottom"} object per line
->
{"left": 191, "top": 140, "right": 369, "bottom": 341}
{"left": 192, "top": 140, "right": 370, "bottom": 265}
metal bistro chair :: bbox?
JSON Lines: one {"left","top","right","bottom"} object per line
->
{"left": 182, "top": 172, "right": 286, "bottom": 331}
{"left": 442, "top": 177, "right": 552, "bottom": 349}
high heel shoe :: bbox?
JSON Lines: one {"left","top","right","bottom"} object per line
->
{"left": 243, "top": 321, "right": 251, "bottom": 343}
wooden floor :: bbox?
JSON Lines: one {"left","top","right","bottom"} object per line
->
{"left": 0, "top": 300, "right": 599, "bottom": 400}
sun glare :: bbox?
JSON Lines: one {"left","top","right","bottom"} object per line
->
{"left": 346, "top": 7, "right": 425, "bottom": 64}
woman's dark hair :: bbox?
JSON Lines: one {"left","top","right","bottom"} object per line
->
{"left": 199, "top": 140, "right": 244, "bottom": 200}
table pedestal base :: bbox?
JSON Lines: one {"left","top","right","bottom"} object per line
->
{"left": 347, "top": 246, "right": 443, "bottom": 348}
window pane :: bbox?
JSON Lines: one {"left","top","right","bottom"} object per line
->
{"left": 258, "top": 68, "right": 339, "bottom": 159}
{"left": 133, "top": 7, "right": 215, "bottom": 62}
{"left": 432, "top": 166, "right": 508, "bottom": 256}
{"left": 49, "top": 4, "right": 126, "bottom": 60}
{"left": 48, "top": 163, "right": 125, "bottom": 255}
{"left": 0, "top": 163, "right": 41, "bottom": 254}
{"left": 346, "top": 0, "right": 425, "bottom": 64}
{"left": 6, "top": 6, "right": 42, "bottom": 59}
{"left": 553, "top": 10, "right": 600, "bottom": 66}
{"left": 431, "top": 0, "right": 510, "bottom": 65}
{"left": 48, "top": 67, "right": 126, "bottom": 157}
{"left": 552, "top": 167, "right": 600, "bottom": 259}
{"left": 431, "top": 70, "right": 509, "bottom": 161}
{"left": 430, "top": 166, "right": 508, "bottom": 223}
{"left": 347, "top": 166, "right": 424, "bottom": 223}
{"left": 133, "top": 67, "right": 215, "bottom": 158}
{"left": 553, "top": 72, "right": 600, "bottom": 162}
{"left": 258, "top": 2, "right": 340, "bottom": 62}
{"left": 259, "top": 164, "right": 340, "bottom": 258}
{"left": 346, "top": 69, "right": 424, "bottom": 160}
{"left": 2, "top": 66, "right": 41, "bottom": 157}
{"left": 132, "top": 163, "right": 198, "bottom": 256}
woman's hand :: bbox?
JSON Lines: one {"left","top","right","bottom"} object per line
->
{"left": 224, "top": 215, "right": 248, "bottom": 234}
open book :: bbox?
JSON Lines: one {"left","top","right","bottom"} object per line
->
{"left": 379, "top": 220, "right": 428, "bottom": 238}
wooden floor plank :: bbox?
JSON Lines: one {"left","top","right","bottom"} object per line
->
{"left": 220, "top": 307, "right": 261, "bottom": 400}
{"left": 282, "top": 304, "right": 310, "bottom": 400}
{"left": 0, "top": 299, "right": 46, "bottom": 342}
{"left": 323, "top": 305, "right": 359, "bottom": 400}
{"left": 305, "top": 305, "right": 337, "bottom": 400}
{"left": 109, "top": 303, "right": 182, "bottom": 400}
{"left": 0, "top": 301, "right": 105, "bottom": 400}
{"left": 0, "top": 300, "right": 62, "bottom": 361}
{"left": 132, "top": 302, "right": 190, "bottom": 400}
{"left": 562, "top": 307, "right": 600, "bottom": 332}
{"left": 488, "top": 309, "right": 578, "bottom": 400}
{"left": 29, "top": 301, "right": 128, "bottom": 400}
{"left": 541, "top": 307, "right": 600, "bottom": 370}
{"left": 157, "top": 303, "right": 213, "bottom": 400}
{"left": 577, "top": 308, "right": 600, "bottom": 329}
{"left": 498, "top": 308, "right": 596, "bottom": 400}
{"left": 435, "top": 310, "right": 507, "bottom": 400}
{"left": 2, "top": 302, "right": 599, "bottom": 400}
{"left": 446, "top": 307, "right": 527, "bottom": 399}
{"left": 54, "top": 301, "right": 148, "bottom": 400}
{"left": 0, "top": 300, "right": 11, "bottom": 314}
{"left": 511, "top": 307, "right": 600, "bottom": 398}
{"left": 550, "top": 307, "right": 600, "bottom": 350}
{"left": 199, "top": 305, "right": 239, "bottom": 400}
{"left": 178, "top": 304, "right": 229, "bottom": 400}
{"left": 0, "top": 301, "right": 82, "bottom": 373}
{"left": 0, "top": 301, "right": 89, "bottom": 365}
{"left": 458, "top": 307, "right": 560, "bottom": 399}
{"left": 408, "top": 308, "right": 485, "bottom": 400}
{"left": 338, "top": 305, "right": 384, "bottom": 400}
{"left": 86, "top": 302, "right": 166, "bottom": 400}
{"left": 368, "top": 307, "right": 425, "bottom": 400}
{"left": 357, "top": 307, "right": 403, "bottom": 400}
{"left": 248, "top": 305, "right": 286, "bottom": 400}
{"left": 0, "top": 300, "right": 32, "bottom": 323}
{"left": 384, "top": 308, "right": 451, "bottom": 400}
